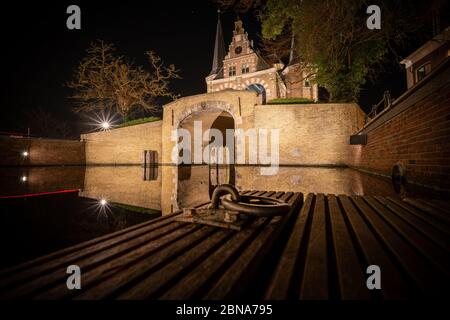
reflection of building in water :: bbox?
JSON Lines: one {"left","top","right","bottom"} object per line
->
{"left": 80, "top": 166, "right": 161, "bottom": 211}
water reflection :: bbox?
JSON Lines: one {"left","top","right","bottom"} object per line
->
{"left": 1, "top": 165, "right": 445, "bottom": 217}
{"left": 81, "top": 166, "right": 161, "bottom": 211}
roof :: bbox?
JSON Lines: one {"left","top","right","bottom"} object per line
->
{"left": 400, "top": 27, "right": 450, "bottom": 67}
{"left": 208, "top": 13, "right": 226, "bottom": 76}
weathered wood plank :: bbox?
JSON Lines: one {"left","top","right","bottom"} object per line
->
{"left": 328, "top": 195, "right": 370, "bottom": 299}
{"left": 382, "top": 197, "right": 450, "bottom": 252}
{"left": 426, "top": 199, "right": 450, "bottom": 213}
{"left": 160, "top": 218, "right": 269, "bottom": 299}
{"left": 339, "top": 196, "right": 410, "bottom": 299}
{"left": 351, "top": 196, "right": 447, "bottom": 295}
{"left": 71, "top": 227, "right": 218, "bottom": 300}
{"left": 367, "top": 196, "right": 450, "bottom": 278}
{"left": 386, "top": 197, "right": 450, "bottom": 236}
{"left": 4, "top": 222, "right": 196, "bottom": 299}
{"left": 203, "top": 192, "right": 302, "bottom": 299}
{"left": 299, "top": 193, "right": 328, "bottom": 300}
{"left": 0, "top": 213, "right": 178, "bottom": 278}
{"left": 116, "top": 230, "right": 232, "bottom": 299}
{"left": 0, "top": 219, "right": 186, "bottom": 293}
{"left": 417, "top": 199, "right": 450, "bottom": 215}
{"left": 159, "top": 191, "right": 279, "bottom": 299}
{"left": 264, "top": 193, "right": 314, "bottom": 299}
{"left": 403, "top": 198, "right": 450, "bottom": 225}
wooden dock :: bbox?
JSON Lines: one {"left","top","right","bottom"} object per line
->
{"left": 0, "top": 191, "right": 449, "bottom": 300}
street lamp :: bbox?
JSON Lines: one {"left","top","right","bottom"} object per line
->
{"left": 101, "top": 121, "right": 111, "bottom": 130}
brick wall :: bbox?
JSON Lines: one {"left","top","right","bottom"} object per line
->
{"left": 0, "top": 136, "right": 85, "bottom": 166}
{"left": 81, "top": 121, "right": 162, "bottom": 165}
{"left": 255, "top": 103, "right": 366, "bottom": 165}
{"left": 351, "top": 60, "right": 450, "bottom": 190}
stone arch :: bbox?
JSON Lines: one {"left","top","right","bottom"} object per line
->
{"left": 245, "top": 78, "right": 271, "bottom": 100}
{"left": 174, "top": 100, "right": 242, "bottom": 128}
{"left": 170, "top": 100, "right": 242, "bottom": 211}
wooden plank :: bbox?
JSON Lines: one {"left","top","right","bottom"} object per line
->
{"left": 159, "top": 220, "right": 271, "bottom": 299}
{"left": 3, "top": 222, "right": 196, "bottom": 299}
{"left": 117, "top": 230, "right": 232, "bottom": 299}
{"left": 203, "top": 192, "right": 302, "bottom": 299}
{"left": 328, "top": 195, "right": 370, "bottom": 299}
{"left": 159, "top": 191, "right": 279, "bottom": 299}
{"left": 366, "top": 196, "right": 450, "bottom": 278}
{"left": 403, "top": 198, "right": 450, "bottom": 225}
{"left": 117, "top": 191, "right": 288, "bottom": 300}
{"left": 0, "top": 219, "right": 185, "bottom": 292}
{"left": 299, "top": 193, "right": 328, "bottom": 300}
{"left": 386, "top": 197, "right": 450, "bottom": 236}
{"left": 0, "top": 213, "right": 176, "bottom": 278}
{"left": 351, "top": 196, "right": 447, "bottom": 295}
{"left": 426, "top": 199, "right": 450, "bottom": 213}
{"left": 383, "top": 197, "right": 450, "bottom": 252}
{"left": 71, "top": 227, "right": 219, "bottom": 300}
{"left": 339, "top": 196, "right": 410, "bottom": 299}
{"left": 264, "top": 193, "right": 314, "bottom": 299}
{"left": 272, "top": 191, "right": 285, "bottom": 199}
{"left": 417, "top": 199, "right": 450, "bottom": 215}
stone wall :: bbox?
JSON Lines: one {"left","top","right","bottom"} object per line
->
{"left": 162, "top": 90, "right": 365, "bottom": 166}
{"left": 350, "top": 59, "right": 450, "bottom": 190}
{"left": 255, "top": 103, "right": 366, "bottom": 165}
{"left": 80, "top": 121, "right": 162, "bottom": 165}
{"left": 0, "top": 136, "right": 85, "bottom": 166}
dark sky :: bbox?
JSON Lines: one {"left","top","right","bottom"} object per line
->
{"left": 0, "top": 1, "right": 444, "bottom": 136}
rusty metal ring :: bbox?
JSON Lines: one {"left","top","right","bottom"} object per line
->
{"left": 221, "top": 195, "right": 291, "bottom": 217}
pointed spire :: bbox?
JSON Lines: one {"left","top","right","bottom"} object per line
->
{"left": 209, "top": 10, "right": 226, "bottom": 76}
{"left": 288, "top": 33, "right": 295, "bottom": 65}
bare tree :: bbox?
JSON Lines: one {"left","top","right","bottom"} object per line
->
{"left": 67, "top": 40, "right": 180, "bottom": 119}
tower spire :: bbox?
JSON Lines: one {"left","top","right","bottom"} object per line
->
{"left": 288, "top": 33, "right": 295, "bottom": 65}
{"left": 209, "top": 10, "right": 226, "bottom": 76}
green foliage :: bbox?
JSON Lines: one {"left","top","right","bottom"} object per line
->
{"left": 267, "top": 98, "right": 315, "bottom": 105}
{"left": 261, "top": 0, "right": 394, "bottom": 102}
{"left": 116, "top": 116, "right": 161, "bottom": 128}
{"left": 112, "top": 202, "right": 161, "bottom": 215}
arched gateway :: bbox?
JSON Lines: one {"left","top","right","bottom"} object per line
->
{"left": 160, "top": 90, "right": 259, "bottom": 212}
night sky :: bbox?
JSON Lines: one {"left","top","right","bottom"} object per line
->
{"left": 0, "top": 1, "right": 442, "bottom": 136}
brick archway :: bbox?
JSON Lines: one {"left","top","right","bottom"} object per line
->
{"left": 174, "top": 100, "right": 242, "bottom": 128}
{"left": 170, "top": 100, "right": 241, "bottom": 212}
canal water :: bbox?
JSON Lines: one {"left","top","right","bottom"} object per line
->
{"left": 0, "top": 165, "right": 445, "bottom": 268}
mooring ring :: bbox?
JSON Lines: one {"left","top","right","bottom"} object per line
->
{"left": 221, "top": 195, "right": 291, "bottom": 217}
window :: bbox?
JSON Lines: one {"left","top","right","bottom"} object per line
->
{"left": 304, "top": 79, "right": 311, "bottom": 87}
{"left": 228, "top": 66, "right": 236, "bottom": 77}
{"left": 416, "top": 63, "right": 431, "bottom": 82}
{"left": 242, "top": 63, "right": 250, "bottom": 74}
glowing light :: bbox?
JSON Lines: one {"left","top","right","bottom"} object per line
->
{"left": 85, "top": 111, "right": 119, "bottom": 132}
{"left": 22, "top": 151, "right": 29, "bottom": 157}
{"left": 21, "top": 176, "right": 27, "bottom": 182}
{"left": 101, "top": 122, "right": 111, "bottom": 130}
{"left": 100, "top": 199, "right": 108, "bottom": 206}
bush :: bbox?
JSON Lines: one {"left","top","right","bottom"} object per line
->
{"left": 116, "top": 116, "right": 161, "bottom": 128}
{"left": 267, "top": 98, "right": 316, "bottom": 105}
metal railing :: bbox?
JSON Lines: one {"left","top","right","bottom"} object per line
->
{"left": 365, "top": 90, "right": 393, "bottom": 124}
